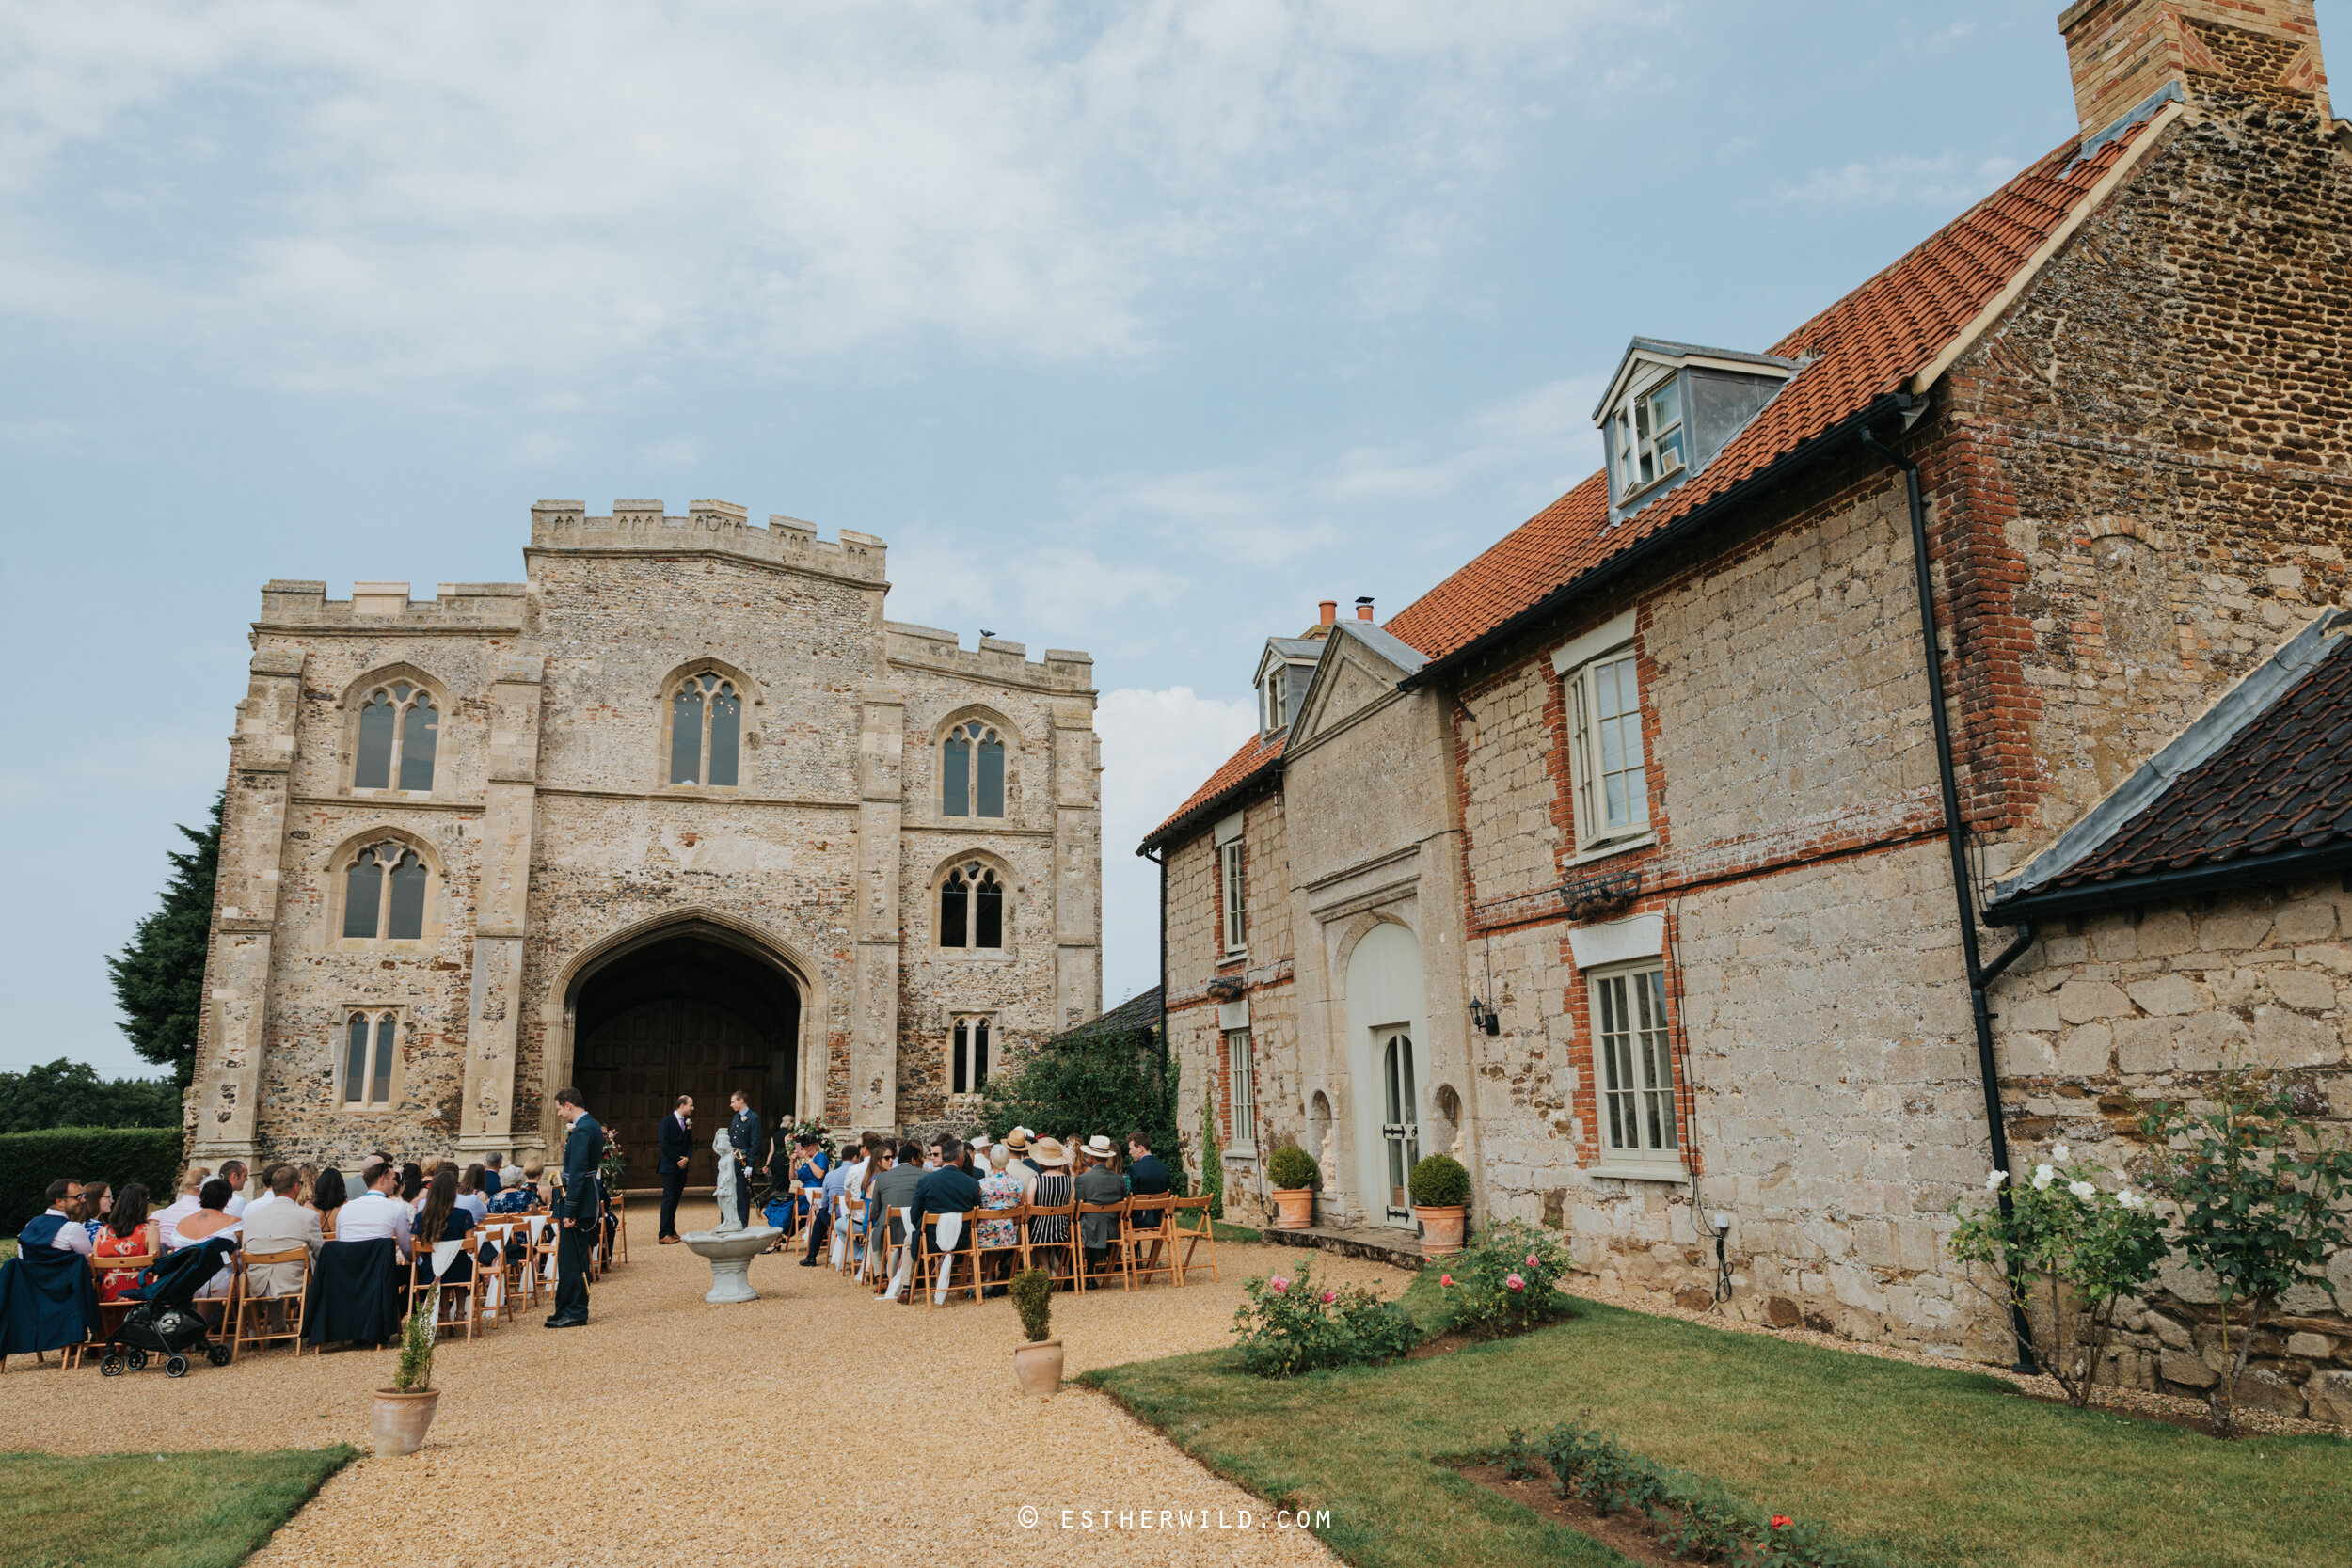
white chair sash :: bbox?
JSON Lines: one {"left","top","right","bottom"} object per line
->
{"left": 932, "top": 1211, "right": 963, "bottom": 1249}
{"left": 428, "top": 1239, "right": 464, "bottom": 1279}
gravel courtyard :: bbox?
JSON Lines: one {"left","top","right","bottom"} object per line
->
{"left": 5, "top": 1204, "right": 1391, "bottom": 1566}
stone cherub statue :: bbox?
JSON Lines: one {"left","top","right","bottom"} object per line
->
{"left": 710, "top": 1127, "right": 741, "bottom": 1233}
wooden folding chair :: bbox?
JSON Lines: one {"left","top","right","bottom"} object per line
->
{"left": 519, "top": 1213, "right": 558, "bottom": 1310}
{"left": 919, "top": 1211, "right": 982, "bottom": 1307}
{"left": 230, "top": 1247, "right": 310, "bottom": 1360}
{"left": 973, "top": 1202, "right": 1028, "bottom": 1293}
{"left": 1168, "top": 1194, "right": 1220, "bottom": 1285}
{"left": 1075, "top": 1201, "right": 1132, "bottom": 1293}
{"left": 1122, "top": 1194, "right": 1179, "bottom": 1289}
{"left": 67, "top": 1251, "right": 157, "bottom": 1368}
{"left": 610, "top": 1192, "right": 629, "bottom": 1266}
{"left": 1024, "top": 1197, "right": 1080, "bottom": 1291}
{"left": 416, "top": 1236, "right": 482, "bottom": 1341}
{"left": 876, "top": 1204, "right": 915, "bottom": 1298}
{"left": 470, "top": 1221, "right": 519, "bottom": 1329}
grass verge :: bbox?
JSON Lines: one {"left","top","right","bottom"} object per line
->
{"left": 1084, "top": 1291, "right": 2350, "bottom": 1568}
{"left": 0, "top": 1447, "right": 357, "bottom": 1568}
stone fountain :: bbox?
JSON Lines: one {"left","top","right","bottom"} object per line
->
{"left": 681, "top": 1128, "right": 781, "bottom": 1304}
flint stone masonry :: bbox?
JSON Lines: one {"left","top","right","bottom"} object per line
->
{"left": 188, "top": 501, "right": 1101, "bottom": 1176}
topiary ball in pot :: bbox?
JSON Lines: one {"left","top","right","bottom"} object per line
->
{"left": 1266, "top": 1143, "right": 1320, "bottom": 1229}
{"left": 1009, "top": 1266, "right": 1062, "bottom": 1397}
{"left": 1408, "top": 1153, "right": 1471, "bottom": 1254}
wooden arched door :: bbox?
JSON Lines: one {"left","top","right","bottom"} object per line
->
{"left": 576, "top": 998, "right": 770, "bottom": 1189}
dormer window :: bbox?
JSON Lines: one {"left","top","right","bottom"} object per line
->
{"left": 1610, "top": 375, "right": 1685, "bottom": 498}
{"left": 1261, "top": 666, "right": 1290, "bottom": 737}
{"left": 1596, "top": 339, "right": 1799, "bottom": 521}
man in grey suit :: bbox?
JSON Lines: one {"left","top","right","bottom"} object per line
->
{"left": 240, "top": 1164, "right": 324, "bottom": 1330}
{"left": 1073, "top": 1135, "right": 1127, "bottom": 1280}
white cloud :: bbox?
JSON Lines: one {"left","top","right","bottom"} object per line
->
{"left": 0, "top": 0, "right": 1633, "bottom": 388}
{"left": 1774, "top": 152, "right": 2025, "bottom": 207}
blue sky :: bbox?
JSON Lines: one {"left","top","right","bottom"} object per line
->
{"left": 10, "top": 1, "right": 2334, "bottom": 1079}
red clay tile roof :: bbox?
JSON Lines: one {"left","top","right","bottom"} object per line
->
{"left": 1145, "top": 731, "right": 1283, "bottom": 847}
{"left": 1383, "top": 125, "right": 2150, "bottom": 665}
{"left": 2043, "top": 634, "right": 2352, "bottom": 893}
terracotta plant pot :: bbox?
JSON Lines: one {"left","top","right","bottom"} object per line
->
{"left": 370, "top": 1387, "right": 441, "bottom": 1457}
{"left": 1011, "top": 1338, "right": 1064, "bottom": 1397}
{"left": 1416, "top": 1205, "right": 1467, "bottom": 1255}
{"left": 1270, "top": 1187, "right": 1315, "bottom": 1230}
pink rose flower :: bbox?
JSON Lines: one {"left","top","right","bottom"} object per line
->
{"left": 1269, "top": 1276, "right": 1288, "bottom": 1294}
{"left": 1439, "top": 1273, "right": 1454, "bottom": 1287}
{"left": 1525, "top": 1253, "right": 1541, "bottom": 1268}
{"left": 1505, "top": 1273, "right": 1525, "bottom": 1291}
{"left": 1320, "top": 1291, "right": 1336, "bottom": 1305}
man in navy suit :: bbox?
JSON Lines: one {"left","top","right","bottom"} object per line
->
{"left": 657, "top": 1094, "right": 694, "bottom": 1243}
{"left": 726, "top": 1090, "right": 762, "bottom": 1230}
{"left": 548, "top": 1085, "right": 601, "bottom": 1329}
{"left": 1127, "top": 1130, "right": 1173, "bottom": 1273}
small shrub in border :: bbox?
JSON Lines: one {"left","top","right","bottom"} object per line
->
{"left": 1232, "top": 1260, "right": 1420, "bottom": 1377}
{"left": 1438, "top": 1217, "right": 1573, "bottom": 1338}
{"left": 1539, "top": 1421, "right": 1885, "bottom": 1568}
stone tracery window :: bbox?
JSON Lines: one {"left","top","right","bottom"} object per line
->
{"left": 354, "top": 681, "right": 439, "bottom": 792}
{"left": 950, "top": 1014, "right": 993, "bottom": 1094}
{"left": 342, "top": 1008, "right": 399, "bottom": 1106}
{"left": 668, "top": 672, "right": 742, "bottom": 787}
{"left": 342, "top": 843, "right": 431, "bottom": 942}
{"left": 938, "top": 861, "right": 1006, "bottom": 951}
{"left": 942, "top": 721, "right": 1005, "bottom": 817}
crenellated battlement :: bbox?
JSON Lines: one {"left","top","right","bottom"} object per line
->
{"left": 526, "top": 499, "right": 888, "bottom": 584}
{"left": 256, "top": 579, "right": 529, "bottom": 631}
{"left": 885, "top": 620, "right": 1094, "bottom": 691}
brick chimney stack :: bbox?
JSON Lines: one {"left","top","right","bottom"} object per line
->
{"left": 1355, "top": 596, "right": 1375, "bottom": 622}
{"left": 2058, "top": 0, "right": 2329, "bottom": 146}
{"left": 1319, "top": 599, "right": 1337, "bottom": 626}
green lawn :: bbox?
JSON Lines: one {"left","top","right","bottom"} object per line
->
{"left": 1085, "top": 1279, "right": 2350, "bottom": 1568}
{"left": 0, "top": 1448, "right": 355, "bottom": 1568}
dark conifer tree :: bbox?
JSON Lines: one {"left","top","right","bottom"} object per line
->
{"left": 106, "top": 791, "right": 223, "bottom": 1088}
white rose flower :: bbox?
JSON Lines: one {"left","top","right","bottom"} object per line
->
{"left": 2032, "top": 1165, "right": 2054, "bottom": 1190}
{"left": 1986, "top": 1170, "right": 2008, "bottom": 1190}
{"left": 2069, "top": 1180, "right": 2097, "bottom": 1201}
{"left": 2119, "top": 1190, "right": 2144, "bottom": 1211}
{"left": 2051, "top": 1143, "right": 2072, "bottom": 1163}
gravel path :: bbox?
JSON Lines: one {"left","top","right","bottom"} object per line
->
{"left": 5, "top": 1204, "right": 1388, "bottom": 1566}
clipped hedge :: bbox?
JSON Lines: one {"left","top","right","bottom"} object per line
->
{"left": 0, "top": 1126, "right": 183, "bottom": 1232}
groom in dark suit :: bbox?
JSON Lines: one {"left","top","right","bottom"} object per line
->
{"left": 726, "top": 1089, "right": 762, "bottom": 1230}
{"left": 657, "top": 1094, "right": 694, "bottom": 1243}
{"left": 548, "top": 1085, "right": 601, "bottom": 1329}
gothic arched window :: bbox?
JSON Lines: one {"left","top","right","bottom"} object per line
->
{"left": 342, "top": 1009, "right": 398, "bottom": 1106}
{"left": 342, "top": 843, "right": 430, "bottom": 942}
{"left": 951, "top": 1015, "right": 993, "bottom": 1094}
{"left": 938, "top": 861, "right": 1005, "bottom": 950}
{"left": 942, "top": 721, "right": 1005, "bottom": 817}
{"left": 354, "top": 682, "right": 439, "bottom": 792}
{"left": 669, "top": 672, "right": 742, "bottom": 787}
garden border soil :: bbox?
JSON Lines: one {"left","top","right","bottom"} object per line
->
{"left": 1447, "top": 1460, "right": 1701, "bottom": 1568}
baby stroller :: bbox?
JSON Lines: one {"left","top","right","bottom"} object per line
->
{"left": 98, "top": 1236, "right": 238, "bottom": 1378}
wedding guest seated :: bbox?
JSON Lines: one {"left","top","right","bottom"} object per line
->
{"left": 244, "top": 1164, "right": 286, "bottom": 1219}
{"left": 870, "top": 1141, "right": 925, "bottom": 1304}
{"left": 481, "top": 1153, "right": 505, "bottom": 1197}
{"left": 337, "top": 1158, "right": 416, "bottom": 1261}
{"left": 397, "top": 1162, "right": 424, "bottom": 1206}
{"left": 1126, "top": 1130, "right": 1172, "bottom": 1272}
{"left": 0, "top": 1182, "right": 101, "bottom": 1366}
{"left": 412, "top": 1165, "right": 482, "bottom": 1287}
{"left": 457, "top": 1164, "right": 490, "bottom": 1224}
{"left": 295, "top": 1164, "right": 319, "bottom": 1204}
{"left": 1025, "top": 1139, "right": 1074, "bottom": 1276}
{"left": 975, "top": 1144, "right": 1023, "bottom": 1291}
{"left": 174, "top": 1179, "right": 243, "bottom": 1302}
{"left": 154, "top": 1168, "right": 209, "bottom": 1250}
{"left": 242, "top": 1164, "right": 324, "bottom": 1330}
{"left": 909, "top": 1136, "right": 982, "bottom": 1306}
{"left": 92, "top": 1182, "right": 158, "bottom": 1301}
{"left": 487, "top": 1160, "right": 537, "bottom": 1214}
{"left": 310, "top": 1167, "right": 349, "bottom": 1238}
{"left": 1075, "top": 1136, "right": 1126, "bottom": 1277}
{"left": 23, "top": 1180, "right": 92, "bottom": 1259}
{"left": 216, "top": 1160, "right": 251, "bottom": 1218}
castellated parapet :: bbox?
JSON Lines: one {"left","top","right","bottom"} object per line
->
{"left": 189, "top": 498, "right": 1101, "bottom": 1188}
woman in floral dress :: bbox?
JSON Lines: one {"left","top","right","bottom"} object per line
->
{"left": 975, "top": 1145, "right": 1025, "bottom": 1286}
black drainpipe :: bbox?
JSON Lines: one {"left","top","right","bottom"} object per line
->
{"left": 1857, "top": 424, "right": 2041, "bottom": 1374}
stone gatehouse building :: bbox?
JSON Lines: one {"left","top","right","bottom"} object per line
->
{"left": 189, "top": 499, "right": 1101, "bottom": 1184}
{"left": 1145, "top": 0, "right": 2352, "bottom": 1419}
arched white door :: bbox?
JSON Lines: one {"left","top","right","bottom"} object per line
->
{"left": 1344, "top": 921, "right": 1428, "bottom": 1229}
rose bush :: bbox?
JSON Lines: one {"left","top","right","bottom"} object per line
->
{"left": 1232, "top": 1260, "right": 1420, "bottom": 1377}
{"left": 1441, "top": 1218, "right": 1574, "bottom": 1338}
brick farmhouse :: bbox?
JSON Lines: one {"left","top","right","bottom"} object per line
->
{"left": 1143, "top": 0, "right": 2352, "bottom": 1419}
